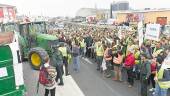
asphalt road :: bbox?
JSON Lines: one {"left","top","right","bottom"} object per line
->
{"left": 23, "top": 57, "right": 169, "bottom": 96}
{"left": 69, "top": 57, "right": 139, "bottom": 96}
{"left": 23, "top": 62, "right": 45, "bottom": 96}
{"left": 23, "top": 61, "right": 85, "bottom": 96}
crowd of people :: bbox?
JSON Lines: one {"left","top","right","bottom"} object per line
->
{"left": 43, "top": 23, "right": 170, "bottom": 96}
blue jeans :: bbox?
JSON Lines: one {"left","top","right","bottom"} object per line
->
{"left": 80, "top": 47, "right": 85, "bottom": 57}
{"left": 154, "top": 83, "right": 168, "bottom": 96}
{"left": 96, "top": 56, "right": 103, "bottom": 69}
{"left": 73, "top": 56, "right": 80, "bottom": 71}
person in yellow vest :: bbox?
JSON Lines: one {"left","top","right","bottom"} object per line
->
{"left": 104, "top": 44, "right": 113, "bottom": 78}
{"left": 152, "top": 42, "right": 164, "bottom": 58}
{"left": 96, "top": 41, "right": 104, "bottom": 71}
{"left": 153, "top": 50, "right": 170, "bottom": 96}
{"left": 58, "top": 43, "right": 70, "bottom": 76}
{"left": 134, "top": 46, "right": 141, "bottom": 80}
{"left": 80, "top": 38, "right": 86, "bottom": 58}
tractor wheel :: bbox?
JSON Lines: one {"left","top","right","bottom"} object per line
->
{"left": 28, "top": 47, "right": 49, "bottom": 70}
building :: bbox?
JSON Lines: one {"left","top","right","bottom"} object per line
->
{"left": 0, "top": 4, "right": 17, "bottom": 23}
{"left": 113, "top": 9, "right": 170, "bottom": 25}
{"left": 111, "top": 1, "right": 129, "bottom": 11}
{"left": 76, "top": 8, "right": 110, "bottom": 20}
{"left": 76, "top": 8, "right": 97, "bottom": 17}
{"left": 112, "top": 3, "right": 118, "bottom": 11}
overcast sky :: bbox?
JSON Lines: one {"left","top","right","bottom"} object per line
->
{"left": 1, "top": 0, "right": 170, "bottom": 17}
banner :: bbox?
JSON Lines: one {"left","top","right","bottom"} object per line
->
{"left": 145, "top": 24, "right": 160, "bottom": 41}
{"left": 0, "top": 8, "right": 4, "bottom": 18}
{"left": 138, "top": 21, "right": 143, "bottom": 47}
{"left": 8, "top": 8, "right": 15, "bottom": 20}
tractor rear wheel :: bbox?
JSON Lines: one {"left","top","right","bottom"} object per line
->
{"left": 28, "top": 47, "right": 49, "bottom": 70}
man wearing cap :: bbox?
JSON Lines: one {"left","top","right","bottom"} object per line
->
{"left": 51, "top": 45, "right": 64, "bottom": 86}
{"left": 140, "top": 53, "right": 151, "bottom": 96}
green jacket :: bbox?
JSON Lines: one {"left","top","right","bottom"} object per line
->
{"left": 52, "top": 50, "right": 63, "bottom": 67}
{"left": 140, "top": 60, "right": 151, "bottom": 79}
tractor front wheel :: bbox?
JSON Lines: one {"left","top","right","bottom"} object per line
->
{"left": 28, "top": 47, "right": 49, "bottom": 70}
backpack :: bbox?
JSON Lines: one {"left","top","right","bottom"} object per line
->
{"left": 36, "top": 66, "right": 56, "bottom": 95}
{"left": 38, "top": 67, "right": 53, "bottom": 86}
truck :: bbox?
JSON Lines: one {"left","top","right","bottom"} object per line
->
{"left": 0, "top": 32, "right": 26, "bottom": 96}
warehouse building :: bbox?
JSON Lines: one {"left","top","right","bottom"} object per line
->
{"left": 113, "top": 9, "right": 170, "bottom": 25}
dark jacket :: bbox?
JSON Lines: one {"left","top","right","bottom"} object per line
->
{"left": 140, "top": 60, "right": 151, "bottom": 78}
{"left": 51, "top": 50, "right": 63, "bottom": 67}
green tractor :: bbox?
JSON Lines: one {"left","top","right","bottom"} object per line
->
{"left": 0, "top": 21, "right": 58, "bottom": 69}
{"left": 18, "top": 21, "right": 58, "bottom": 69}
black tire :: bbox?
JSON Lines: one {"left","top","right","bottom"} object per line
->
{"left": 28, "top": 47, "right": 49, "bottom": 70}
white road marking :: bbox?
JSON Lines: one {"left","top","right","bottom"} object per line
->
{"left": 55, "top": 75, "right": 85, "bottom": 96}
{"left": 82, "top": 58, "right": 93, "bottom": 65}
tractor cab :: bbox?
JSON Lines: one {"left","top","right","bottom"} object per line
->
{"left": 19, "top": 21, "right": 57, "bottom": 49}
{"left": 19, "top": 21, "right": 47, "bottom": 34}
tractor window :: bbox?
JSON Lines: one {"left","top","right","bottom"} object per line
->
{"left": 29, "top": 23, "right": 46, "bottom": 34}
{"left": 20, "top": 25, "right": 28, "bottom": 36}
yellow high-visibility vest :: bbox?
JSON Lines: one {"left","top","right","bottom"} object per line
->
{"left": 96, "top": 46, "right": 104, "bottom": 56}
{"left": 58, "top": 47, "right": 67, "bottom": 57}
{"left": 80, "top": 40, "right": 86, "bottom": 48}
{"left": 157, "top": 58, "right": 170, "bottom": 89}
{"left": 153, "top": 48, "right": 163, "bottom": 57}
{"left": 135, "top": 51, "right": 140, "bottom": 64}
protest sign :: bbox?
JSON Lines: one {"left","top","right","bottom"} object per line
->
{"left": 145, "top": 24, "right": 160, "bottom": 41}
{"left": 138, "top": 21, "right": 143, "bottom": 47}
